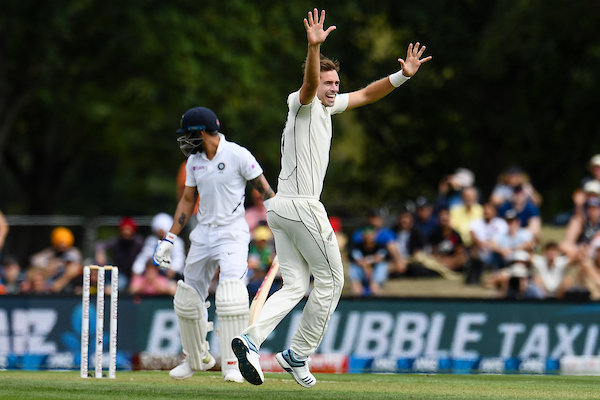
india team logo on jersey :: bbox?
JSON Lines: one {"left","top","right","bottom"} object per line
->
{"left": 218, "top": 162, "right": 226, "bottom": 171}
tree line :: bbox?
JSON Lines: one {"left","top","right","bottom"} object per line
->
{"left": 1, "top": 0, "right": 599, "bottom": 221}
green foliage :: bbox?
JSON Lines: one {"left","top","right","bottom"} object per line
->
{"left": 1, "top": 1, "right": 599, "bottom": 219}
{"left": 325, "top": 0, "right": 600, "bottom": 218}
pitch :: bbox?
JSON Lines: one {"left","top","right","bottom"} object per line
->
{"left": 0, "top": 371, "right": 597, "bottom": 399}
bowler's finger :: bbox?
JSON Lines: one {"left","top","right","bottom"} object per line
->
{"left": 308, "top": 10, "right": 314, "bottom": 26}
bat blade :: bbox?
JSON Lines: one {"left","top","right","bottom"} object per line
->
{"left": 248, "top": 259, "right": 279, "bottom": 325}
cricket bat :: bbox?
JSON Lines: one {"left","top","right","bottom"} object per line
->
{"left": 248, "top": 257, "right": 279, "bottom": 325}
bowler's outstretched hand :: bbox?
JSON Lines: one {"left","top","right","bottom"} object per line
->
{"left": 398, "top": 42, "right": 432, "bottom": 77}
{"left": 304, "top": 8, "right": 336, "bottom": 46}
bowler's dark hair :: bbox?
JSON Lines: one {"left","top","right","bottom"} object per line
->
{"left": 302, "top": 54, "right": 340, "bottom": 74}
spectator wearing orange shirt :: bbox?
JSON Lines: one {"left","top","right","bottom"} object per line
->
{"left": 30, "top": 227, "right": 83, "bottom": 294}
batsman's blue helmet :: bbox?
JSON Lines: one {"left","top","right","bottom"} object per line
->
{"left": 176, "top": 107, "right": 220, "bottom": 156}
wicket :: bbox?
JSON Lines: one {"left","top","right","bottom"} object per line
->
{"left": 80, "top": 265, "right": 119, "bottom": 379}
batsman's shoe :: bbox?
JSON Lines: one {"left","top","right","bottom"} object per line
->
{"left": 201, "top": 352, "right": 217, "bottom": 371}
{"left": 223, "top": 369, "right": 244, "bottom": 383}
{"left": 169, "top": 354, "right": 216, "bottom": 380}
{"left": 169, "top": 358, "right": 194, "bottom": 380}
{"left": 276, "top": 349, "right": 316, "bottom": 388}
{"left": 231, "top": 334, "right": 264, "bottom": 385}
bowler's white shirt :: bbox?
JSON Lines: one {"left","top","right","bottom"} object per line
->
{"left": 185, "top": 133, "right": 263, "bottom": 226}
{"left": 277, "top": 90, "right": 349, "bottom": 199}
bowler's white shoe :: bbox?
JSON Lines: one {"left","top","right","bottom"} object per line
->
{"left": 169, "top": 354, "right": 216, "bottom": 380}
{"left": 223, "top": 369, "right": 244, "bottom": 383}
{"left": 276, "top": 349, "right": 316, "bottom": 388}
{"left": 231, "top": 334, "right": 264, "bottom": 385}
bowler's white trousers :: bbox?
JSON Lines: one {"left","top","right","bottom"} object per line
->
{"left": 242, "top": 194, "right": 344, "bottom": 357}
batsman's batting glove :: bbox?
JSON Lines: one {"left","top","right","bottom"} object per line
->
{"left": 153, "top": 232, "right": 177, "bottom": 268}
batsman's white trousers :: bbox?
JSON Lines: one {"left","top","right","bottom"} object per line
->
{"left": 184, "top": 219, "right": 250, "bottom": 313}
{"left": 243, "top": 194, "right": 344, "bottom": 357}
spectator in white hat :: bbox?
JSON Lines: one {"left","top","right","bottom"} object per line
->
{"left": 131, "top": 213, "right": 186, "bottom": 286}
{"left": 449, "top": 186, "right": 483, "bottom": 247}
{"left": 504, "top": 250, "right": 543, "bottom": 299}
{"left": 570, "top": 164, "right": 600, "bottom": 214}
{"left": 572, "top": 179, "right": 600, "bottom": 219}
{"left": 485, "top": 249, "right": 542, "bottom": 299}
{"left": 587, "top": 154, "right": 600, "bottom": 182}
{"left": 436, "top": 168, "right": 476, "bottom": 210}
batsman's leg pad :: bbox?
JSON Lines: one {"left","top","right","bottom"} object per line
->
{"left": 216, "top": 279, "right": 249, "bottom": 377}
{"left": 174, "top": 280, "right": 214, "bottom": 371}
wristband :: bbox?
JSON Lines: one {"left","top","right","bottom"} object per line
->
{"left": 164, "top": 232, "right": 177, "bottom": 243}
{"left": 389, "top": 70, "right": 410, "bottom": 87}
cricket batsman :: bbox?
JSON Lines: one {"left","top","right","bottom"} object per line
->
{"left": 153, "top": 106, "right": 274, "bottom": 382}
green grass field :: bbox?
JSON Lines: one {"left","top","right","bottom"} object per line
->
{"left": 0, "top": 371, "right": 598, "bottom": 400}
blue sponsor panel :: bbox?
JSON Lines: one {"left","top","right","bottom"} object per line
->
{"left": 348, "top": 356, "right": 561, "bottom": 374}
{"left": 0, "top": 352, "right": 133, "bottom": 372}
{"left": 452, "top": 358, "right": 478, "bottom": 374}
{"left": 0, "top": 295, "right": 597, "bottom": 374}
{"left": 0, "top": 295, "right": 166, "bottom": 371}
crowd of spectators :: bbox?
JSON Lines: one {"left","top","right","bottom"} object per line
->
{"left": 3, "top": 155, "right": 600, "bottom": 301}
{"left": 346, "top": 154, "right": 600, "bottom": 300}
{"left": 0, "top": 188, "right": 278, "bottom": 298}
